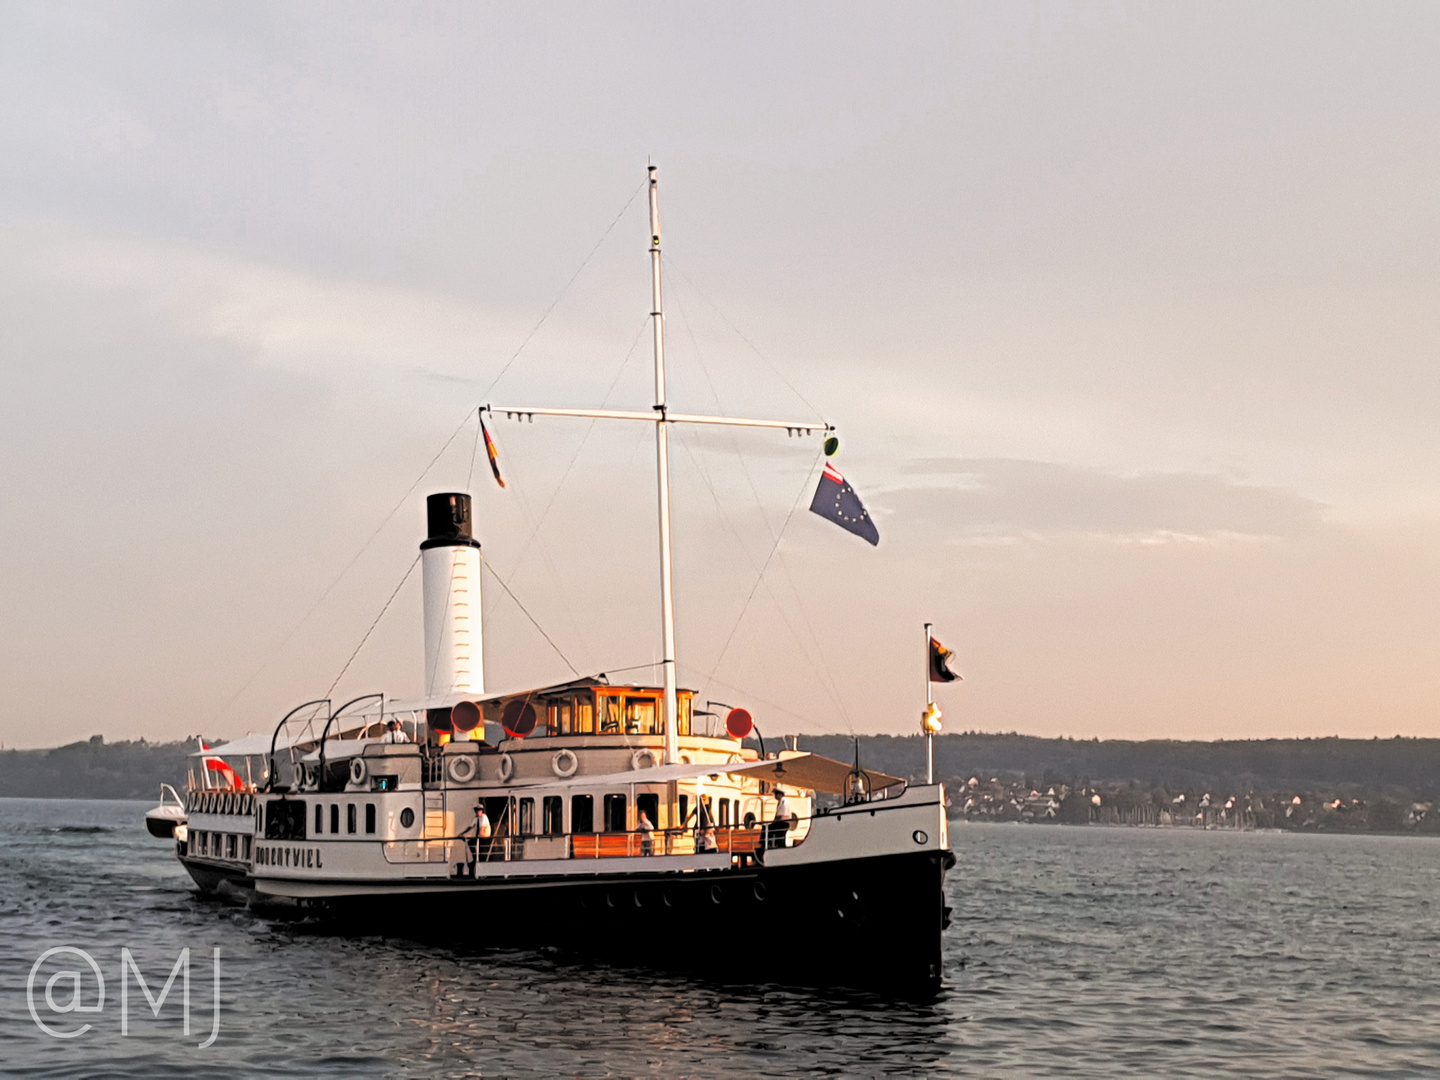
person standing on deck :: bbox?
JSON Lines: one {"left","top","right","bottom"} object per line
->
{"left": 476, "top": 803, "right": 492, "bottom": 858}
{"left": 770, "top": 789, "right": 791, "bottom": 849}
{"left": 637, "top": 809, "right": 655, "bottom": 855}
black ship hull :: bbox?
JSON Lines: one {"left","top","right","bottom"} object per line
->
{"left": 182, "top": 847, "right": 953, "bottom": 994}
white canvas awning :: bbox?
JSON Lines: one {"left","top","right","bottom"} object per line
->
{"left": 190, "top": 732, "right": 305, "bottom": 758}
{"left": 499, "top": 752, "right": 904, "bottom": 797}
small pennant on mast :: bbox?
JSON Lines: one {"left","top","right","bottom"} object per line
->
{"left": 479, "top": 412, "right": 506, "bottom": 488}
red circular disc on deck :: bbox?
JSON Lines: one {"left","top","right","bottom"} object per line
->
{"left": 502, "top": 699, "right": 537, "bottom": 738}
{"left": 451, "top": 700, "right": 482, "bottom": 732}
{"left": 725, "top": 708, "right": 753, "bottom": 740}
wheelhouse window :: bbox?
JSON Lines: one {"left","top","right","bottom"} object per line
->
{"left": 602, "top": 696, "right": 622, "bottom": 734}
{"left": 625, "top": 697, "right": 657, "bottom": 735}
{"left": 543, "top": 796, "right": 563, "bottom": 835}
{"left": 678, "top": 694, "right": 692, "bottom": 736}
{"left": 571, "top": 794, "right": 594, "bottom": 834}
{"left": 604, "top": 793, "right": 628, "bottom": 832}
{"left": 575, "top": 696, "right": 595, "bottom": 734}
{"left": 548, "top": 701, "right": 572, "bottom": 736}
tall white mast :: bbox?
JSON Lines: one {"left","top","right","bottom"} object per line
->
{"left": 490, "top": 164, "right": 832, "bottom": 768}
{"left": 649, "top": 165, "right": 680, "bottom": 766}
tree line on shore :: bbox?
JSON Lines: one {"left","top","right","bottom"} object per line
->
{"left": 7, "top": 731, "right": 1440, "bottom": 829}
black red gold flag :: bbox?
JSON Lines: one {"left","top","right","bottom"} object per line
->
{"left": 930, "top": 636, "right": 961, "bottom": 683}
{"left": 480, "top": 413, "right": 506, "bottom": 488}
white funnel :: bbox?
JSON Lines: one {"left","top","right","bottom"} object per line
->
{"left": 421, "top": 492, "right": 483, "bottom": 701}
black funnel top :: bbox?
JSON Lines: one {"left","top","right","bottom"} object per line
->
{"left": 421, "top": 492, "right": 481, "bottom": 550}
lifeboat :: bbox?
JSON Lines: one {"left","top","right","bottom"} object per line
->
{"left": 144, "top": 783, "right": 187, "bottom": 838}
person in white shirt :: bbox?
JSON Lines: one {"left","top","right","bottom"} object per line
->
{"left": 380, "top": 720, "right": 410, "bottom": 743}
{"left": 769, "top": 788, "right": 791, "bottom": 849}
{"left": 637, "top": 810, "right": 655, "bottom": 855}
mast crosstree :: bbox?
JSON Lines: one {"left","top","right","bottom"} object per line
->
{"left": 488, "top": 165, "right": 831, "bottom": 765}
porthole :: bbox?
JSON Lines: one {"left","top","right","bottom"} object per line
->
{"left": 753, "top": 881, "right": 768, "bottom": 901}
{"left": 912, "top": 829, "right": 928, "bottom": 845}
{"left": 710, "top": 884, "right": 724, "bottom": 904}
{"left": 400, "top": 808, "right": 415, "bottom": 828}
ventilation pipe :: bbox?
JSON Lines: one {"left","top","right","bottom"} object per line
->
{"left": 421, "top": 493, "right": 483, "bottom": 735}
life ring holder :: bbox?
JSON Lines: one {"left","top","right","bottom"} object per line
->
{"left": 349, "top": 757, "right": 368, "bottom": 787}
{"left": 631, "top": 748, "right": 662, "bottom": 771}
{"left": 552, "top": 748, "right": 579, "bottom": 779}
{"left": 447, "top": 755, "right": 477, "bottom": 784}
{"left": 498, "top": 753, "right": 515, "bottom": 783}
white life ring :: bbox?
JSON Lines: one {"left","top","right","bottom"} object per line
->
{"left": 349, "top": 757, "right": 368, "bottom": 787}
{"left": 552, "top": 748, "right": 579, "bottom": 778}
{"left": 631, "top": 748, "right": 661, "bottom": 771}
{"left": 498, "top": 753, "right": 515, "bottom": 782}
{"left": 448, "top": 755, "right": 477, "bottom": 784}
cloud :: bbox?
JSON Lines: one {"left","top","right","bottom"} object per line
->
{"left": 881, "top": 458, "right": 1327, "bottom": 542}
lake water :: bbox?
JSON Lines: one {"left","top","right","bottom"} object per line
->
{"left": 4, "top": 798, "right": 1440, "bottom": 1077}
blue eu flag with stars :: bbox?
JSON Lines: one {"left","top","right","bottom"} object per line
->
{"left": 809, "top": 462, "right": 879, "bottom": 545}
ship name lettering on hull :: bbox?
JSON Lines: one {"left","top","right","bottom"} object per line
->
{"left": 254, "top": 844, "right": 323, "bottom": 869}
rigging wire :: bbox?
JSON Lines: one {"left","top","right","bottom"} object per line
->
{"left": 465, "top": 410, "right": 483, "bottom": 491}
{"left": 673, "top": 429, "right": 850, "bottom": 726}
{"left": 667, "top": 255, "right": 826, "bottom": 420}
{"left": 479, "top": 176, "right": 648, "bottom": 401}
{"left": 206, "top": 178, "right": 646, "bottom": 726}
{"left": 676, "top": 663, "right": 827, "bottom": 730}
{"left": 501, "top": 313, "right": 650, "bottom": 590}
{"left": 482, "top": 562, "right": 579, "bottom": 676}
{"left": 324, "top": 554, "right": 421, "bottom": 701}
{"left": 699, "top": 444, "right": 827, "bottom": 705}
{"left": 670, "top": 278, "right": 856, "bottom": 733}
{"left": 492, "top": 313, "right": 652, "bottom": 672}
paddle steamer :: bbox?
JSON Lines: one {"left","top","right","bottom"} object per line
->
{"left": 147, "top": 168, "right": 953, "bottom": 990}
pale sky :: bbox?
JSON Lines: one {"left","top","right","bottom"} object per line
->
{"left": 3, "top": 2, "right": 1439, "bottom": 748}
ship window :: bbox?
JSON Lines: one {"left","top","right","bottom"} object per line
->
{"left": 242, "top": 835, "right": 252, "bottom": 860}
{"left": 265, "top": 799, "right": 306, "bottom": 840}
{"left": 549, "top": 702, "right": 572, "bottom": 736}
{"left": 330, "top": 804, "right": 339, "bottom": 834}
{"left": 575, "top": 697, "right": 595, "bottom": 734}
{"left": 625, "top": 697, "right": 657, "bottom": 735}
{"left": 315, "top": 804, "right": 324, "bottom": 835}
{"left": 543, "top": 796, "right": 563, "bottom": 835}
{"left": 365, "top": 803, "right": 376, "bottom": 834}
{"left": 602, "top": 696, "right": 622, "bottom": 734}
{"left": 571, "top": 795, "right": 593, "bottom": 834}
{"left": 518, "top": 798, "right": 535, "bottom": 835}
{"left": 678, "top": 696, "right": 691, "bottom": 737}
{"left": 699, "top": 796, "right": 714, "bottom": 828}
{"left": 197, "top": 832, "right": 207, "bottom": 855}
{"left": 604, "top": 793, "right": 627, "bottom": 832}
{"left": 679, "top": 794, "right": 689, "bottom": 827}
{"left": 347, "top": 803, "right": 357, "bottom": 834}
{"left": 226, "top": 834, "right": 237, "bottom": 859}
{"left": 719, "top": 798, "right": 731, "bottom": 827}
{"left": 637, "top": 792, "right": 659, "bottom": 832}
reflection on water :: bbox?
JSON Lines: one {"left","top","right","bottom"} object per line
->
{"left": 4, "top": 799, "right": 1440, "bottom": 1077}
